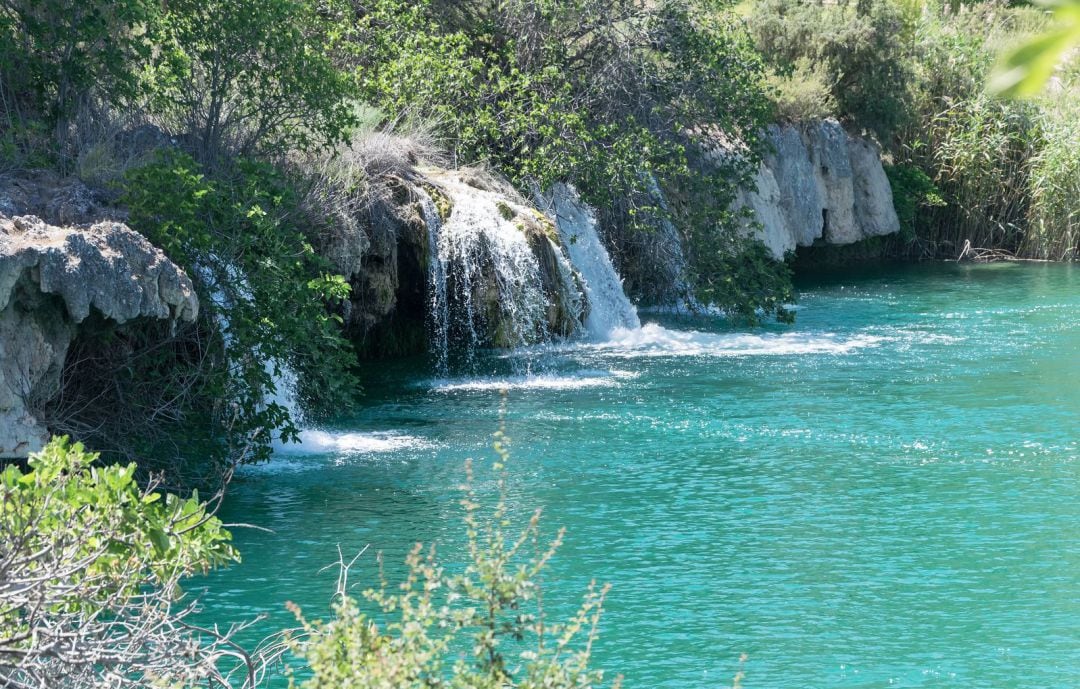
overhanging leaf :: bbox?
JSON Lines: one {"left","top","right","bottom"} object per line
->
{"left": 990, "top": 0, "right": 1080, "bottom": 97}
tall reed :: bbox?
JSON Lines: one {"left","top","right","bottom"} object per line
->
{"left": 1022, "top": 91, "right": 1080, "bottom": 259}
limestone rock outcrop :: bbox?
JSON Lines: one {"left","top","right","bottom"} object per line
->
{"left": 0, "top": 215, "right": 198, "bottom": 457}
{"left": 323, "top": 168, "right": 588, "bottom": 358}
{"left": 737, "top": 119, "right": 901, "bottom": 259}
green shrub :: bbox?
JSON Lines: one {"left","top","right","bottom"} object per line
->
{"left": 749, "top": 0, "right": 915, "bottom": 143}
{"left": 0, "top": 0, "right": 158, "bottom": 136}
{"left": 885, "top": 163, "right": 946, "bottom": 240}
{"left": 84, "top": 151, "right": 361, "bottom": 471}
{"left": 147, "top": 0, "right": 355, "bottom": 162}
{"left": 286, "top": 429, "right": 620, "bottom": 689}
{"left": 688, "top": 239, "right": 796, "bottom": 323}
{"left": 0, "top": 437, "right": 240, "bottom": 687}
{"left": 764, "top": 57, "right": 838, "bottom": 123}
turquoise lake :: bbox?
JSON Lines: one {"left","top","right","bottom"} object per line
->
{"left": 199, "top": 262, "right": 1080, "bottom": 688}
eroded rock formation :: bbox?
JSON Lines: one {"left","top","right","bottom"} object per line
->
{"left": 738, "top": 119, "right": 901, "bottom": 259}
{"left": 0, "top": 215, "right": 198, "bottom": 457}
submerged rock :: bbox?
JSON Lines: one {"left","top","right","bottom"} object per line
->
{"left": 0, "top": 215, "right": 197, "bottom": 458}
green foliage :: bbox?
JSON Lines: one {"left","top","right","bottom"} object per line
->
{"left": 885, "top": 163, "right": 946, "bottom": 240}
{"left": 889, "top": 4, "right": 1078, "bottom": 257}
{"left": 688, "top": 238, "right": 796, "bottom": 323}
{"left": 763, "top": 57, "right": 838, "bottom": 123}
{"left": 749, "top": 0, "right": 915, "bottom": 142}
{"left": 0, "top": 0, "right": 158, "bottom": 131}
{"left": 991, "top": 0, "right": 1080, "bottom": 97}
{"left": 0, "top": 437, "right": 238, "bottom": 686}
{"left": 120, "top": 151, "right": 359, "bottom": 466}
{"left": 286, "top": 429, "right": 618, "bottom": 689}
{"left": 1, "top": 436, "right": 236, "bottom": 582}
{"left": 148, "top": 0, "right": 356, "bottom": 162}
{"left": 1022, "top": 91, "right": 1080, "bottom": 258}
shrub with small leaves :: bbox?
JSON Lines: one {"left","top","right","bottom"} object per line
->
{"left": 286, "top": 428, "right": 620, "bottom": 689}
{"left": 0, "top": 437, "right": 244, "bottom": 688}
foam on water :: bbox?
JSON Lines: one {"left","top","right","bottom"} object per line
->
{"left": 431, "top": 370, "right": 636, "bottom": 393}
{"left": 589, "top": 322, "right": 883, "bottom": 358}
{"left": 274, "top": 430, "right": 433, "bottom": 455}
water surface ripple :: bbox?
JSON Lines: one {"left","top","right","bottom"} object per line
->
{"left": 200, "top": 263, "right": 1080, "bottom": 688}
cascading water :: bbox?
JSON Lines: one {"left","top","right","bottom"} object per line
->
{"left": 539, "top": 183, "right": 641, "bottom": 339}
{"left": 417, "top": 190, "right": 451, "bottom": 374}
{"left": 193, "top": 259, "right": 307, "bottom": 448}
{"left": 421, "top": 173, "right": 555, "bottom": 373}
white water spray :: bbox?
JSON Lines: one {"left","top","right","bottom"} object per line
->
{"left": 422, "top": 174, "right": 553, "bottom": 372}
{"left": 540, "top": 183, "right": 640, "bottom": 339}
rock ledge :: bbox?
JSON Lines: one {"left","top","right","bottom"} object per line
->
{"left": 0, "top": 215, "right": 198, "bottom": 458}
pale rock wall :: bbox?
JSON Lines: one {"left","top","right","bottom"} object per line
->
{"left": 0, "top": 215, "right": 198, "bottom": 458}
{"left": 739, "top": 119, "right": 900, "bottom": 259}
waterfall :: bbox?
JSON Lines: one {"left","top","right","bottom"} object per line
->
{"left": 193, "top": 258, "right": 307, "bottom": 447}
{"left": 540, "top": 183, "right": 640, "bottom": 339}
{"left": 421, "top": 174, "right": 553, "bottom": 373}
{"left": 418, "top": 190, "right": 450, "bottom": 374}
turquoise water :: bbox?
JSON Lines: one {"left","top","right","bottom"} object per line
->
{"left": 200, "top": 262, "right": 1080, "bottom": 688}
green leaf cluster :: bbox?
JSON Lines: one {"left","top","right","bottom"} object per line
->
{"left": 0, "top": 436, "right": 237, "bottom": 644}
{"left": 146, "top": 0, "right": 357, "bottom": 161}
{"left": 884, "top": 163, "right": 946, "bottom": 240}
{"left": 749, "top": 0, "right": 915, "bottom": 143}
{"left": 0, "top": 0, "right": 160, "bottom": 130}
{"left": 991, "top": 0, "right": 1080, "bottom": 97}
{"left": 120, "top": 151, "right": 359, "bottom": 466}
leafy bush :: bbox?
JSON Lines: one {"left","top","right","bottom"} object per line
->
{"left": 286, "top": 429, "right": 620, "bottom": 689}
{"left": 0, "top": 437, "right": 245, "bottom": 687}
{"left": 688, "top": 239, "right": 796, "bottom": 323}
{"left": 885, "top": 163, "right": 946, "bottom": 240}
{"left": 60, "top": 151, "right": 361, "bottom": 472}
{"left": 764, "top": 57, "right": 838, "bottom": 123}
{"left": 148, "top": 0, "right": 356, "bottom": 162}
{"left": 749, "top": 0, "right": 915, "bottom": 143}
{"left": 0, "top": 0, "right": 158, "bottom": 136}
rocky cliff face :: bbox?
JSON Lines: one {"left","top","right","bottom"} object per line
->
{"left": 737, "top": 119, "right": 900, "bottom": 260}
{"left": 0, "top": 215, "right": 197, "bottom": 458}
{"left": 318, "top": 168, "right": 588, "bottom": 360}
